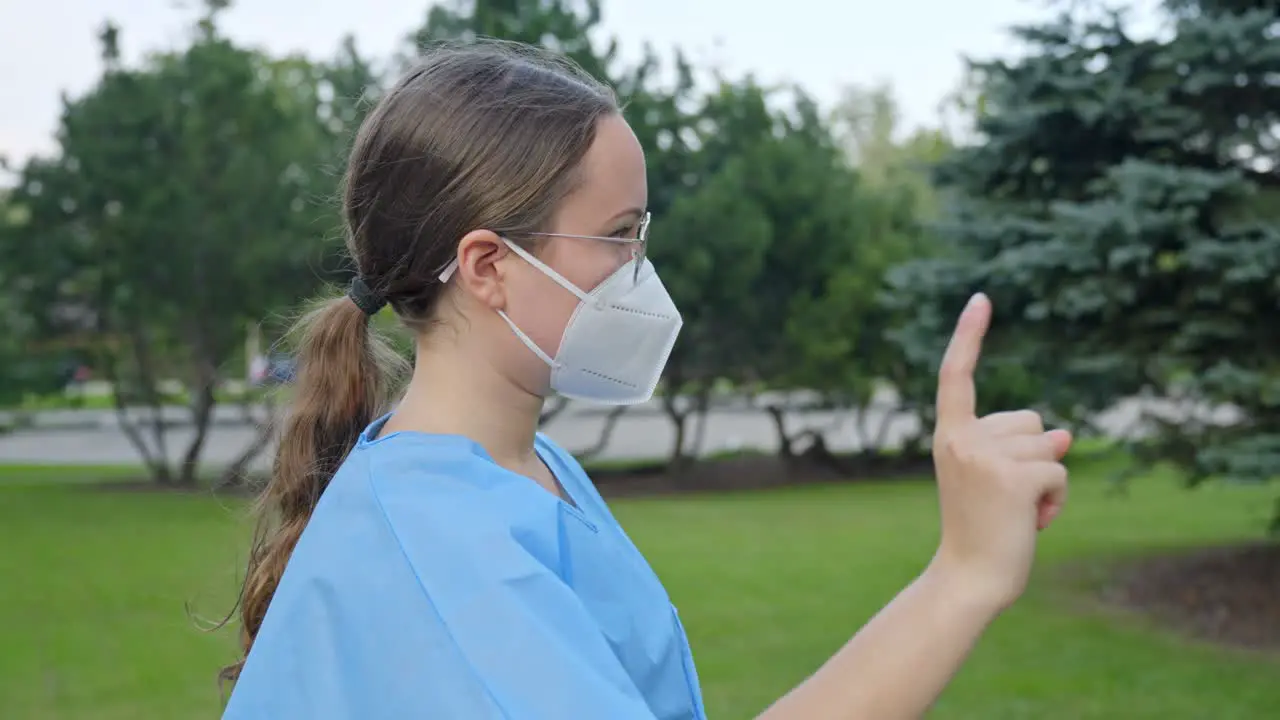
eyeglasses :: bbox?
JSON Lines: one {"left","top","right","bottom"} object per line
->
{"left": 438, "top": 212, "right": 650, "bottom": 284}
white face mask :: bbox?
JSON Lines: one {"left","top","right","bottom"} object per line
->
{"left": 491, "top": 240, "right": 682, "bottom": 405}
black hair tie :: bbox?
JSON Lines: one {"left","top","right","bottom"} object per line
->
{"left": 348, "top": 276, "right": 388, "bottom": 317}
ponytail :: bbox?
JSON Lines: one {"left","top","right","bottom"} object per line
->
{"left": 221, "top": 294, "right": 406, "bottom": 685}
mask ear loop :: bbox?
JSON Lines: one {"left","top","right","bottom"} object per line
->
{"left": 435, "top": 239, "right": 641, "bottom": 369}
{"left": 501, "top": 240, "right": 593, "bottom": 303}
{"left": 498, "top": 309, "right": 559, "bottom": 367}
{"left": 494, "top": 241, "right": 590, "bottom": 369}
{"left": 436, "top": 241, "right": 589, "bottom": 369}
{"left": 438, "top": 239, "right": 642, "bottom": 300}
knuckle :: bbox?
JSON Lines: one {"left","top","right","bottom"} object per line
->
{"left": 933, "top": 433, "right": 959, "bottom": 457}
{"left": 1043, "top": 463, "right": 1068, "bottom": 486}
{"left": 1015, "top": 409, "right": 1045, "bottom": 432}
{"left": 935, "top": 432, "right": 976, "bottom": 462}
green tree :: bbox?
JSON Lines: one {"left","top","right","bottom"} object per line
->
{"left": 0, "top": 184, "right": 100, "bottom": 410}
{"left": 613, "top": 50, "right": 714, "bottom": 465}
{"left": 0, "top": 197, "right": 29, "bottom": 407}
{"left": 408, "top": 0, "right": 617, "bottom": 83}
{"left": 642, "top": 80, "right": 869, "bottom": 467}
{"left": 1, "top": 3, "right": 366, "bottom": 484}
{"left": 832, "top": 83, "right": 955, "bottom": 220}
{"left": 218, "top": 35, "right": 386, "bottom": 486}
{"left": 750, "top": 83, "right": 954, "bottom": 464}
{"left": 777, "top": 179, "right": 929, "bottom": 462}
{"left": 654, "top": 155, "right": 772, "bottom": 468}
{"left": 887, "top": 0, "right": 1280, "bottom": 526}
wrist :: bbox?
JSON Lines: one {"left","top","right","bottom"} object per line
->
{"left": 921, "top": 555, "right": 1014, "bottom": 621}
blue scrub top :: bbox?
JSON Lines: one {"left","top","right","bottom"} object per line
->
{"left": 223, "top": 415, "right": 708, "bottom": 719}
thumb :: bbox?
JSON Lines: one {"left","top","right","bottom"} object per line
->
{"left": 935, "top": 293, "right": 991, "bottom": 426}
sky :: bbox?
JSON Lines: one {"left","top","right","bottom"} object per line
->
{"left": 0, "top": 0, "right": 1072, "bottom": 165}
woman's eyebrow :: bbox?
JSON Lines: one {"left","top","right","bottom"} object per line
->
{"left": 602, "top": 207, "right": 645, "bottom": 226}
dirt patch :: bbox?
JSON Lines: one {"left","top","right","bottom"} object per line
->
{"left": 86, "top": 449, "right": 936, "bottom": 499}
{"left": 588, "top": 450, "right": 934, "bottom": 498}
{"left": 86, "top": 479, "right": 260, "bottom": 498}
{"left": 1097, "top": 543, "right": 1280, "bottom": 653}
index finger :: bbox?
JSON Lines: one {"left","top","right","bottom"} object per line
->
{"left": 936, "top": 293, "right": 992, "bottom": 425}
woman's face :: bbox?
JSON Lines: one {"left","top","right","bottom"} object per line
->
{"left": 505, "top": 113, "right": 650, "bottom": 360}
{"left": 447, "top": 113, "right": 650, "bottom": 397}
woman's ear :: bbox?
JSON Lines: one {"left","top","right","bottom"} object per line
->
{"left": 452, "top": 229, "right": 511, "bottom": 310}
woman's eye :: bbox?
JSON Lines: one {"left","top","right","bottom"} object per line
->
{"left": 612, "top": 225, "right": 636, "bottom": 239}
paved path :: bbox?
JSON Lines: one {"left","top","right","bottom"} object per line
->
{"left": 0, "top": 395, "right": 1230, "bottom": 470}
{"left": 0, "top": 404, "right": 922, "bottom": 470}
{"left": 1, "top": 390, "right": 810, "bottom": 431}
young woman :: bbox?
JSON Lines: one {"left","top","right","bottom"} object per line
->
{"left": 221, "top": 40, "right": 1071, "bottom": 720}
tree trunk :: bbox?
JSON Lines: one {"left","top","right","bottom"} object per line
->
{"left": 664, "top": 383, "right": 712, "bottom": 473}
{"left": 768, "top": 400, "right": 843, "bottom": 459}
{"left": 538, "top": 396, "right": 571, "bottom": 427}
{"left": 178, "top": 380, "right": 216, "bottom": 486}
{"left": 177, "top": 324, "right": 224, "bottom": 486}
{"left": 661, "top": 390, "right": 692, "bottom": 472}
{"left": 868, "top": 397, "right": 901, "bottom": 454}
{"left": 576, "top": 406, "right": 627, "bottom": 461}
{"left": 689, "top": 388, "right": 711, "bottom": 459}
{"left": 106, "top": 364, "right": 170, "bottom": 484}
{"left": 799, "top": 431, "right": 845, "bottom": 474}
{"left": 218, "top": 393, "right": 279, "bottom": 490}
{"left": 101, "top": 328, "right": 172, "bottom": 484}
{"left": 856, "top": 402, "right": 875, "bottom": 451}
{"left": 128, "top": 323, "right": 175, "bottom": 483}
{"left": 667, "top": 413, "right": 689, "bottom": 471}
{"left": 764, "top": 404, "right": 795, "bottom": 458}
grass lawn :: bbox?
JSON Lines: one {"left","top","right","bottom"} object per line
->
{"left": 0, "top": 454, "right": 1276, "bottom": 719}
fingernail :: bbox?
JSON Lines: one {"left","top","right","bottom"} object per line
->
{"left": 966, "top": 292, "right": 985, "bottom": 309}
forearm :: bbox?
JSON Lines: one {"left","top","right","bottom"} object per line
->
{"left": 756, "top": 564, "right": 1001, "bottom": 720}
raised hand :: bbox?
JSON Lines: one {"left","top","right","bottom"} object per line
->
{"left": 929, "top": 293, "right": 1071, "bottom": 610}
